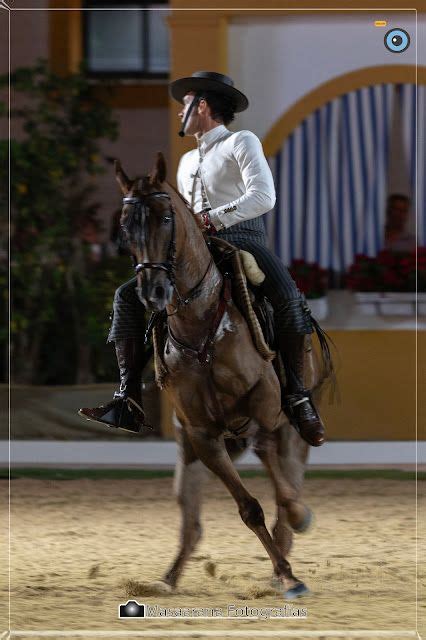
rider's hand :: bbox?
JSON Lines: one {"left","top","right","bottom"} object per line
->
{"left": 195, "top": 208, "right": 217, "bottom": 234}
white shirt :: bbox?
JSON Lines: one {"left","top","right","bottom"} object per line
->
{"left": 176, "top": 124, "right": 276, "bottom": 230}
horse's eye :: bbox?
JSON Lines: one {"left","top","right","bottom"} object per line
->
{"left": 162, "top": 216, "right": 171, "bottom": 225}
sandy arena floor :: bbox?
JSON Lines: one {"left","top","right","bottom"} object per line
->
{"left": 1, "top": 475, "right": 425, "bottom": 639}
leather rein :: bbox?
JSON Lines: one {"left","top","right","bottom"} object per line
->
{"left": 122, "top": 191, "right": 230, "bottom": 364}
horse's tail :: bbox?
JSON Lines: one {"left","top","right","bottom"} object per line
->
{"left": 310, "top": 315, "right": 339, "bottom": 403}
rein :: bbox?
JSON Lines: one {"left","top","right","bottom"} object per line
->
{"left": 168, "top": 276, "right": 232, "bottom": 365}
{"left": 166, "top": 255, "right": 215, "bottom": 314}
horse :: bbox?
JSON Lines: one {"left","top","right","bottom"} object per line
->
{"left": 115, "top": 152, "right": 330, "bottom": 599}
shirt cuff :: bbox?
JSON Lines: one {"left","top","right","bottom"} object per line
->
{"left": 208, "top": 208, "right": 227, "bottom": 231}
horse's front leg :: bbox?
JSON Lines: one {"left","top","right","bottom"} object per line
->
{"left": 188, "top": 425, "right": 308, "bottom": 599}
{"left": 162, "top": 422, "right": 208, "bottom": 589}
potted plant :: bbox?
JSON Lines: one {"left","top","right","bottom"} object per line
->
{"left": 346, "top": 248, "right": 426, "bottom": 315}
{"left": 288, "top": 259, "right": 329, "bottom": 320}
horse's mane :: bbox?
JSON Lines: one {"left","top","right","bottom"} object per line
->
{"left": 165, "top": 181, "right": 206, "bottom": 234}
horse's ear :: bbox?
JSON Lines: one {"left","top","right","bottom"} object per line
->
{"left": 149, "top": 152, "right": 167, "bottom": 186}
{"left": 115, "top": 159, "right": 132, "bottom": 194}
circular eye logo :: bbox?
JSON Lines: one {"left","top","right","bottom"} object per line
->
{"left": 384, "top": 28, "right": 410, "bottom": 53}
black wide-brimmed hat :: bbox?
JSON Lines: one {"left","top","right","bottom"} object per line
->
{"left": 169, "top": 71, "right": 249, "bottom": 112}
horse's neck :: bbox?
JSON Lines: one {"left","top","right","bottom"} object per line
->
{"left": 165, "top": 183, "right": 223, "bottom": 343}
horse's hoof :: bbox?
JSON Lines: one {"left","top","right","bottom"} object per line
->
{"left": 291, "top": 506, "right": 313, "bottom": 534}
{"left": 149, "top": 580, "right": 173, "bottom": 594}
{"left": 270, "top": 575, "right": 281, "bottom": 591}
{"left": 284, "top": 581, "right": 310, "bottom": 599}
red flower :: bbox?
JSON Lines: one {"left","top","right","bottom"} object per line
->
{"left": 289, "top": 260, "right": 329, "bottom": 297}
{"left": 347, "top": 246, "right": 426, "bottom": 292}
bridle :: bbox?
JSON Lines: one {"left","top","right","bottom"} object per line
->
{"left": 123, "top": 191, "right": 177, "bottom": 281}
{"left": 122, "top": 190, "right": 213, "bottom": 312}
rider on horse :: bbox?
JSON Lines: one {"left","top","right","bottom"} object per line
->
{"left": 80, "top": 71, "right": 326, "bottom": 448}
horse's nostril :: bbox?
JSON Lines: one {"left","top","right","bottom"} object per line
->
{"left": 155, "top": 286, "right": 165, "bottom": 299}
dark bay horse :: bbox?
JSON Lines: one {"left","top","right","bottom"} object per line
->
{"left": 116, "top": 153, "right": 329, "bottom": 599}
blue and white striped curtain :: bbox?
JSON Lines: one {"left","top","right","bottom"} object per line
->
{"left": 401, "top": 83, "right": 426, "bottom": 249}
{"left": 266, "top": 83, "right": 425, "bottom": 270}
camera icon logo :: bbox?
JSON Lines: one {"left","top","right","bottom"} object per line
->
{"left": 118, "top": 600, "right": 145, "bottom": 618}
{"left": 384, "top": 28, "right": 410, "bottom": 53}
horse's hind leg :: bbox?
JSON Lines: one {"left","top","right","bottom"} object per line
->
{"left": 269, "top": 349, "right": 314, "bottom": 557}
{"left": 272, "top": 397, "right": 312, "bottom": 556}
{"left": 272, "top": 506, "right": 293, "bottom": 558}
{"left": 162, "top": 425, "right": 208, "bottom": 589}
{"left": 254, "top": 425, "right": 312, "bottom": 545}
{"left": 188, "top": 426, "right": 307, "bottom": 598}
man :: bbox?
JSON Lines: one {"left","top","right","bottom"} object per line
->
{"left": 384, "top": 193, "right": 416, "bottom": 251}
{"left": 80, "top": 71, "right": 325, "bottom": 447}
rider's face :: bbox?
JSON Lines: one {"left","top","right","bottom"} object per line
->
{"left": 178, "top": 91, "right": 203, "bottom": 136}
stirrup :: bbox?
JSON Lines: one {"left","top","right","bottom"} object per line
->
{"left": 78, "top": 397, "right": 153, "bottom": 434}
{"left": 283, "top": 390, "right": 311, "bottom": 418}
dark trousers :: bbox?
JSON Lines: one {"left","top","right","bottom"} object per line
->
{"left": 108, "top": 277, "right": 146, "bottom": 343}
{"left": 108, "top": 234, "right": 313, "bottom": 341}
{"left": 217, "top": 231, "right": 313, "bottom": 335}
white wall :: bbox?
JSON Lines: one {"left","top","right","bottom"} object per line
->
{"left": 228, "top": 11, "right": 418, "bottom": 140}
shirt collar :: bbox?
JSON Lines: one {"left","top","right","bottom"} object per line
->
{"left": 197, "top": 125, "right": 229, "bottom": 155}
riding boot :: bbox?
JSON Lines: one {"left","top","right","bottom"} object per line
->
{"left": 78, "top": 338, "right": 152, "bottom": 433}
{"left": 278, "top": 333, "right": 325, "bottom": 447}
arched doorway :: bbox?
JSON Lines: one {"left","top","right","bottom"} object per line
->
{"left": 263, "top": 66, "right": 425, "bottom": 270}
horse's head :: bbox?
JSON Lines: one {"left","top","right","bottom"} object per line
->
{"left": 115, "top": 153, "right": 175, "bottom": 312}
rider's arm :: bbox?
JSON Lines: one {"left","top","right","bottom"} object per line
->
{"left": 208, "top": 130, "right": 276, "bottom": 231}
